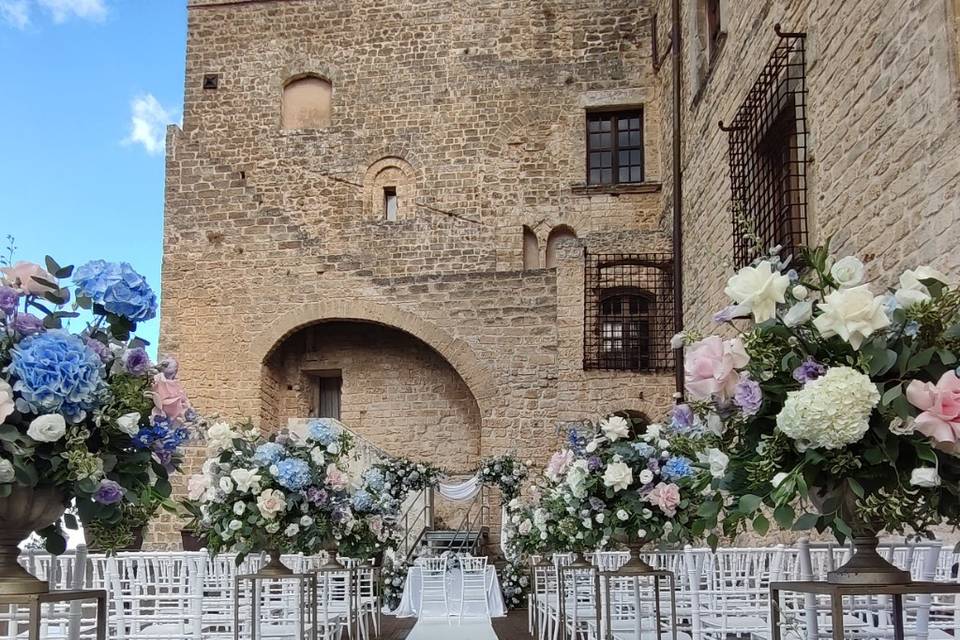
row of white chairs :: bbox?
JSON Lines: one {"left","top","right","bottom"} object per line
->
{"left": 417, "top": 554, "right": 490, "bottom": 624}
{"left": 529, "top": 540, "right": 960, "bottom": 640}
{"left": 9, "top": 549, "right": 381, "bottom": 640}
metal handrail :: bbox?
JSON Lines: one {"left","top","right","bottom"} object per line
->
{"left": 446, "top": 485, "right": 488, "bottom": 556}
{"left": 398, "top": 486, "right": 434, "bottom": 559}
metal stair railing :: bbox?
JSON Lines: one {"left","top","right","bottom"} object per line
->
{"left": 444, "top": 484, "right": 488, "bottom": 556}
{"left": 398, "top": 486, "right": 434, "bottom": 560}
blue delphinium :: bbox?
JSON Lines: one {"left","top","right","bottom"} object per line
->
{"left": 661, "top": 456, "right": 694, "bottom": 481}
{"left": 133, "top": 416, "right": 189, "bottom": 451}
{"left": 275, "top": 458, "right": 312, "bottom": 491}
{"left": 363, "top": 467, "right": 385, "bottom": 492}
{"left": 253, "top": 442, "right": 287, "bottom": 466}
{"left": 8, "top": 330, "right": 104, "bottom": 422}
{"left": 74, "top": 260, "right": 158, "bottom": 323}
{"left": 307, "top": 419, "right": 339, "bottom": 446}
{"left": 352, "top": 489, "right": 375, "bottom": 513}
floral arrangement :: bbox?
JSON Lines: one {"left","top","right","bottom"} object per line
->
{"left": 479, "top": 454, "right": 528, "bottom": 502}
{"left": 681, "top": 244, "right": 960, "bottom": 546}
{"left": 359, "top": 457, "right": 442, "bottom": 510}
{"left": 507, "top": 416, "right": 701, "bottom": 555}
{"left": 380, "top": 552, "right": 410, "bottom": 612}
{"left": 499, "top": 559, "right": 530, "bottom": 610}
{"left": 0, "top": 257, "right": 196, "bottom": 552}
{"left": 183, "top": 419, "right": 389, "bottom": 561}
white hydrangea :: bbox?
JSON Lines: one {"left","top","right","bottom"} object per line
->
{"left": 776, "top": 366, "right": 880, "bottom": 449}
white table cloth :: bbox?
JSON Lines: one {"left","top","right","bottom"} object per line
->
{"left": 391, "top": 566, "right": 507, "bottom": 618}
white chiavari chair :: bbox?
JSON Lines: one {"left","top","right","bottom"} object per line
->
{"left": 417, "top": 556, "right": 450, "bottom": 623}
{"left": 7, "top": 547, "right": 96, "bottom": 640}
{"left": 458, "top": 555, "right": 490, "bottom": 623}
{"left": 558, "top": 561, "right": 599, "bottom": 640}
{"left": 340, "top": 557, "right": 379, "bottom": 640}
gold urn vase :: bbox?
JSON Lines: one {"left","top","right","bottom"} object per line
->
{"left": 0, "top": 486, "right": 68, "bottom": 595}
{"left": 259, "top": 549, "right": 294, "bottom": 577}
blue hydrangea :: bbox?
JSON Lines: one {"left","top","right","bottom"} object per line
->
{"left": 352, "top": 489, "right": 375, "bottom": 513}
{"left": 661, "top": 456, "right": 694, "bottom": 481}
{"left": 363, "top": 468, "right": 385, "bottom": 492}
{"left": 8, "top": 330, "right": 104, "bottom": 422}
{"left": 133, "top": 416, "right": 189, "bottom": 452}
{"left": 632, "top": 442, "right": 656, "bottom": 458}
{"left": 307, "top": 419, "right": 339, "bottom": 446}
{"left": 253, "top": 442, "right": 286, "bottom": 466}
{"left": 74, "top": 260, "right": 158, "bottom": 323}
{"left": 275, "top": 457, "right": 312, "bottom": 491}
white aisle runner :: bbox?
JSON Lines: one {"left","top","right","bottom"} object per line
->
{"left": 406, "top": 619, "right": 499, "bottom": 640}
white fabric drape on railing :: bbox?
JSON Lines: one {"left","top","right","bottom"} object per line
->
{"left": 437, "top": 475, "right": 481, "bottom": 501}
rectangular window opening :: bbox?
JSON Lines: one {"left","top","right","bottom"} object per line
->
{"left": 311, "top": 372, "right": 342, "bottom": 421}
{"left": 384, "top": 187, "right": 398, "bottom": 221}
{"left": 586, "top": 109, "right": 644, "bottom": 185}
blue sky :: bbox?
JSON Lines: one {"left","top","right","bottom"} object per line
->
{"left": 0, "top": 0, "right": 186, "bottom": 352}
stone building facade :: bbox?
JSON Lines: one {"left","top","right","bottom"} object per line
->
{"left": 156, "top": 0, "right": 960, "bottom": 546}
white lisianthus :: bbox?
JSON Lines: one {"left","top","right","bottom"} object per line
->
{"left": 601, "top": 415, "right": 630, "bottom": 442}
{"left": 187, "top": 474, "right": 210, "bottom": 500}
{"left": 230, "top": 468, "right": 262, "bottom": 493}
{"left": 706, "top": 413, "right": 724, "bottom": 436}
{"left": 0, "top": 459, "right": 14, "bottom": 483}
{"left": 643, "top": 423, "right": 664, "bottom": 442}
{"left": 889, "top": 417, "right": 915, "bottom": 436}
{"left": 218, "top": 477, "right": 234, "bottom": 494}
{"left": 638, "top": 469, "right": 654, "bottom": 484}
{"left": 0, "top": 380, "right": 13, "bottom": 422}
{"left": 206, "top": 421, "right": 237, "bottom": 455}
{"left": 637, "top": 528, "right": 647, "bottom": 539}
{"left": 813, "top": 285, "right": 890, "bottom": 349}
{"left": 326, "top": 442, "right": 341, "bottom": 455}
{"left": 670, "top": 333, "right": 685, "bottom": 349}
{"left": 202, "top": 458, "right": 220, "bottom": 479}
{"left": 910, "top": 467, "right": 941, "bottom": 488}
{"left": 792, "top": 285, "right": 809, "bottom": 301}
{"left": 616, "top": 509, "right": 629, "bottom": 521}
{"left": 300, "top": 515, "right": 314, "bottom": 527}
{"left": 771, "top": 472, "right": 790, "bottom": 488}
{"left": 596, "top": 513, "right": 605, "bottom": 523}
{"left": 228, "top": 519, "right": 243, "bottom": 531}
{"left": 895, "top": 266, "right": 954, "bottom": 308}
{"left": 603, "top": 461, "right": 633, "bottom": 492}
{"left": 27, "top": 414, "right": 66, "bottom": 443}
{"left": 830, "top": 256, "right": 865, "bottom": 288}
{"left": 310, "top": 447, "right": 325, "bottom": 466}
{"left": 585, "top": 438, "right": 602, "bottom": 453}
{"left": 724, "top": 260, "right": 791, "bottom": 323}
{"left": 697, "top": 448, "right": 730, "bottom": 479}
{"left": 233, "top": 501, "right": 246, "bottom": 516}
{"left": 257, "top": 489, "right": 286, "bottom": 519}
{"left": 284, "top": 524, "right": 300, "bottom": 537}
{"left": 783, "top": 301, "right": 813, "bottom": 327}
{"left": 776, "top": 367, "right": 880, "bottom": 449}
{"left": 116, "top": 412, "right": 142, "bottom": 436}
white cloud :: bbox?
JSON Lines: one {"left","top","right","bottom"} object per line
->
{"left": 36, "top": 0, "right": 106, "bottom": 23}
{"left": 124, "top": 94, "right": 177, "bottom": 156}
{"left": 0, "top": 1, "right": 30, "bottom": 29}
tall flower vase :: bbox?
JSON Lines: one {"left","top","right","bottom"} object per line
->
{"left": 811, "top": 486, "right": 910, "bottom": 585}
{"left": 259, "top": 549, "right": 294, "bottom": 576}
{"left": 613, "top": 535, "right": 655, "bottom": 573}
{"left": 0, "top": 486, "right": 67, "bottom": 595}
{"left": 318, "top": 540, "right": 343, "bottom": 570}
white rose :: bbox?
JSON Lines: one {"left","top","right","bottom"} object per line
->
{"left": 771, "top": 472, "right": 789, "bottom": 488}
{"left": 187, "top": 474, "right": 209, "bottom": 501}
{"left": 643, "top": 423, "right": 664, "bottom": 442}
{"left": 585, "top": 438, "right": 601, "bottom": 453}
{"left": 27, "top": 414, "right": 66, "bottom": 443}
{"left": 601, "top": 416, "right": 630, "bottom": 442}
{"left": 617, "top": 509, "right": 629, "bottom": 521}
{"left": 638, "top": 469, "right": 654, "bottom": 484}
{"left": 0, "top": 380, "right": 13, "bottom": 422}
{"left": 670, "top": 333, "right": 685, "bottom": 349}
{"left": 603, "top": 461, "right": 633, "bottom": 492}
{"left": 115, "top": 412, "right": 141, "bottom": 436}
{"left": 724, "top": 260, "right": 791, "bottom": 323}
{"left": 233, "top": 501, "right": 246, "bottom": 516}
{"left": 595, "top": 513, "right": 605, "bottom": 524}
{"left": 830, "top": 256, "right": 865, "bottom": 288}
{"left": 813, "top": 285, "right": 890, "bottom": 350}
{"left": 206, "top": 421, "right": 238, "bottom": 455}
{"left": 637, "top": 528, "right": 647, "bottom": 539}
{"left": 230, "top": 468, "right": 261, "bottom": 493}
{"left": 284, "top": 524, "right": 300, "bottom": 537}
{"left": 202, "top": 458, "right": 220, "bottom": 478}
{"left": 783, "top": 301, "right": 813, "bottom": 327}
{"left": 310, "top": 447, "right": 326, "bottom": 466}
{"left": 697, "top": 448, "right": 730, "bottom": 479}
{"left": 300, "top": 515, "right": 313, "bottom": 527}
{"left": 257, "top": 489, "right": 286, "bottom": 519}
{"left": 218, "top": 477, "right": 234, "bottom": 494}
{"left": 326, "top": 442, "right": 341, "bottom": 455}
{"left": 706, "top": 413, "right": 724, "bottom": 436}
{"left": 0, "top": 459, "right": 14, "bottom": 483}
{"left": 792, "top": 285, "right": 809, "bottom": 301}
{"left": 518, "top": 520, "right": 532, "bottom": 535}
{"left": 895, "top": 266, "right": 954, "bottom": 308}
{"left": 228, "top": 519, "right": 243, "bottom": 531}
{"left": 910, "top": 467, "right": 941, "bottom": 488}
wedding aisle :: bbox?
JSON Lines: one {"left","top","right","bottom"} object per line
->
{"left": 405, "top": 619, "right": 499, "bottom": 640}
{"left": 378, "top": 611, "right": 530, "bottom": 640}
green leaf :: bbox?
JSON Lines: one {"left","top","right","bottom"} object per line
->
{"left": 706, "top": 533, "right": 719, "bottom": 551}
{"left": 739, "top": 494, "right": 764, "bottom": 514}
{"left": 753, "top": 514, "right": 770, "bottom": 536}
{"left": 63, "top": 513, "right": 78, "bottom": 530}
{"left": 44, "top": 255, "right": 61, "bottom": 276}
{"left": 774, "top": 504, "right": 795, "bottom": 529}
{"left": 834, "top": 516, "right": 853, "bottom": 538}
{"left": 13, "top": 460, "right": 38, "bottom": 487}
{"left": 54, "top": 265, "right": 73, "bottom": 279}
{"left": 42, "top": 314, "right": 62, "bottom": 329}
{"left": 881, "top": 384, "right": 902, "bottom": 407}
{"left": 847, "top": 478, "right": 865, "bottom": 499}
{"left": 938, "top": 350, "right": 958, "bottom": 366}
{"left": 865, "top": 448, "right": 884, "bottom": 465}
{"left": 916, "top": 446, "right": 938, "bottom": 465}
{"left": 908, "top": 348, "right": 937, "bottom": 371}
{"left": 792, "top": 512, "right": 820, "bottom": 531}
{"left": 0, "top": 425, "right": 21, "bottom": 442}
{"left": 697, "top": 500, "right": 721, "bottom": 518}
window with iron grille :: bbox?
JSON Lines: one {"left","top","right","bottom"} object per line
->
{"left": 584, "top": 253, "right": 674, "bottom": 372}
{"left": 722, "top": 26, "right": 808, "bottom": 268}
{"left": 586, "top": 110, "right": 644, "bottom": 185}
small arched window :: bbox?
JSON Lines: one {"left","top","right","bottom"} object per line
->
{"left": 599, "top": 287, "right": 654, "bottom": 370}
{"left": 282, "top": 76, "right": 332, "bottom": 129}
{"left": 545, "top": 226, "right": 577, "bottom": 268}
{"left": 522, "top": 227, "right": 540, "bottom": 270}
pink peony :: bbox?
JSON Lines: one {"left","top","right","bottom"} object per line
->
{"left": 645, "top": 482, "right": 681, "bottom": 517}
{"left": 0, "top": 261, "right": 58, "bottom": 296}
{"left": 906, "top": 371, "right": 960, "bottom": 451}
{"left": 325, "top": 464, "right": 349, "bottom": 491}
{"left": 684, "top": 335, "right": 750, "bottom": 401}
{"left": 150, "top": 373, "right": 191, "bottom": 423}
{"left": 545, "top": 449, "right": 574, "bottom": 482}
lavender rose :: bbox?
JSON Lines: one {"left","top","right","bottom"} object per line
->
{"left": 157, "top": 355, "right": 179, "bottom": 379}
{"left": 793, "top": 357, "right": 827, "bottom": 384}
{"left": 12, "top": 312, "right": 43, "bottom": 336}
{"left": 122, "top": 347, "right": 152, "bottom": 376}
{"left": 733, "top": 375, "right": 763, "bottom": 416}
{"left": 93, "top": 479, "right": 125, "bottom": 505}
{"left": 0, "top": 286, "right": 19, "bottom": 315}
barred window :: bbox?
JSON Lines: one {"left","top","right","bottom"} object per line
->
{"left": 585, "top": 253, "right": 674, "bottom": 372}
{"left": 586, "top": 110, "right": 644, "bottom": 185}
{"left": 722, "top": 27, "right": 808, "bottom": 268}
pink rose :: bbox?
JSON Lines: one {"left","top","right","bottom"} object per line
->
{"left": 645, "top": 482, "right": 681, "bottom": 517}
{"left": 325, "top": 464, "right": 349, "bottom": 491}
{"left": 0, "top": 261, "right": 58, "bottom": 296}
{"left": 151, "top": 373, "right": 191, "bottom": 423}
{"left": 684, "top": 335, "right": 750, "bottom": 400}
{"left": 906, "top": 371, "right": 960, "bottom": 451}
{"left": 545, "top": 449, "right": 574, "bottom": 482}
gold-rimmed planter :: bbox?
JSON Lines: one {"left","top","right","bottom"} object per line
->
{"left": 0, "top": 486, "right": 68, "bottom": 595}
